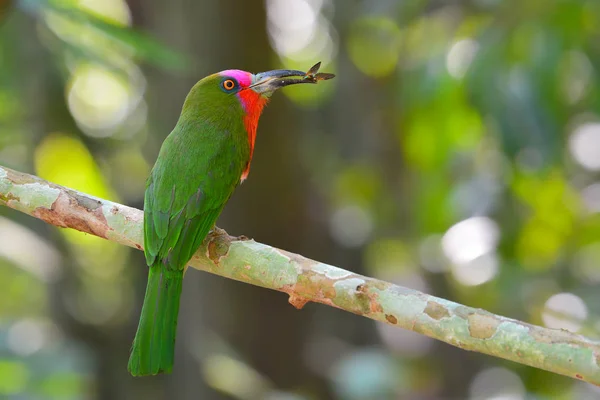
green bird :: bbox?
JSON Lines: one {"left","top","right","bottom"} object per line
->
{"left": 128, "top": 63, "right": 334, "bottom": 376}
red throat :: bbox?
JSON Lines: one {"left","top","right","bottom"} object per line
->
{"left": 237, "top": 90, "right": 269, "bottom": 181}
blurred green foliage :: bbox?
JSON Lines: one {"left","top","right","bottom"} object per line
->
{"left": 1, "top": 0, "right": 600, "bottom": 399}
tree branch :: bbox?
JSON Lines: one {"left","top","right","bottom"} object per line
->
{"left": 1, "top": 164, "right": 599, "bottom": 384}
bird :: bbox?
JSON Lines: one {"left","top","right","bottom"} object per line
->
{"left": 128, "top": 63, "right": 334, "bottom": 376}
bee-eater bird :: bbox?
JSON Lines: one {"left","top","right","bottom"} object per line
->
{"left": 128, "top": 64, "right": 334, "bottom": 376}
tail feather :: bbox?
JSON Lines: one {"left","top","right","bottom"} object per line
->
{"left": 128, "top": 265, "right": 183, "bottom": 376}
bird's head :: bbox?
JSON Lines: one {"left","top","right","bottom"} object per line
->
{"left": 180, "top": 65, "right": 333, "bottom": 180}
{"left": 182, "top": 66, "right": 327, "bottom": 122}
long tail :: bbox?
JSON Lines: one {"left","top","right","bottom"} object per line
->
{"left": 128, "top": 265, "right": 183, "bottom": 376}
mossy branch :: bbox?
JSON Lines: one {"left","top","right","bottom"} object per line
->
{"left": 1, "top": 164, "right": 599, "bottom": 384}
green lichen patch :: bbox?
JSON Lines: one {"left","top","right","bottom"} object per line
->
{"left": 103, "top": 203, "right": 144, "bottom": 250}
{"left": 9, "top": 182, "right": 60, "bottom": 211}
{"left": 313, "top": 262, "right": 353, "bottom": 279}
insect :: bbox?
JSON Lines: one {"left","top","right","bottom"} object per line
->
{"left": 303, "top": 62, "right": 336, "bottom": 82}
{"left": 254, "top": 62, "right": 334, "bottom": 88}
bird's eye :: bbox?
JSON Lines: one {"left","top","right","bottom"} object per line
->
{"left": 222, "top": 79, "right": 236, "bottom": 91}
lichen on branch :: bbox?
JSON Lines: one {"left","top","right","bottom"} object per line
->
{"left": 2, "top": 164, "right": 600, "bottom": 384}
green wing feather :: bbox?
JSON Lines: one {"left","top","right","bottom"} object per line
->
{"left": 146, "top": 127, "right": 241, "bottom": 270}
{"left": 129, "top": 117, "right": 247, "bottom": 376}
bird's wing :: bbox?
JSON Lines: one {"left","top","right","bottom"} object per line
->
{"left": 144, "top": 126, "right": 243, "bottom": 271}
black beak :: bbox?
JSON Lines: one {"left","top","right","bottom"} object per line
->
{"left": 249, "top": 62, "right": 335, "bottom": 95}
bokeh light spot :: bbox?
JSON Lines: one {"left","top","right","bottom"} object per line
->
{"left": 267, "top": 0, "right": 336, "bottom": 67}
{"left": 542, "top": 292, "right": 587, "bottom": 332}
{"left": 267, "top": 0, "right": 318, "bottom": 54}
{"left": 443, "top": 217, "right": 500, "bottom": 286}
{"left": 78, "top": 0, "right": 131, "bottom": 26}
{"left": 451, "top": 253, "right": 499, "bottom": 286}
{"left": 203, "top": 354, "right": 270, "bottom": 399}
{"left": 446, "top": 38, "right": 478, "bottom": 79}
{"left": 0, "top": 360, "right": 29, "bottom": 395}
{"left": 442, "top": 217, "right": 499, "bottom": 264}
{"left": 581, "top": 183, "right": 600, "bottom": 213}
{"left": 329, "top": 204, "right": 373, "bottom": 248}
{"left": 34, "top": 133, "right": 114, "bottom": 200}
{"left": 469, "top": 367, "right": 525, "bottom": 400}
{"left": 347, "top": 17, "right": 401, "bottom": 77}
{"left": 331, "top": 349, "right": 401, "bottom": 399}
{"left": 67, "top": 64, "right": 132, "bottom": 135}
{"left": 0, "top": 217, "right": 62, "bottom": 282}
{"left": 569, "top": 122, "right": 600, "bottom": 171}
{"left": 7, "top": 319, "right": 51, "bottom": 356}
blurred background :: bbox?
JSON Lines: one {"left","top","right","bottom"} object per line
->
{"left": 0, "top": 0, "right": 600, "bottom": 398}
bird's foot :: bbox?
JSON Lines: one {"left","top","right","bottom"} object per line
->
{"left": 209, "top": 226, "right": 228, "bottom": 237}
{"left": 208, "top": 227, "right": 251, "bottom": 242}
